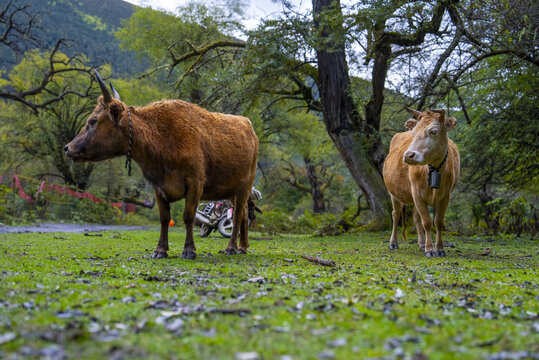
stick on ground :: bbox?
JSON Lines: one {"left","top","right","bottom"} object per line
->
{"left": 301, "top": 254, "right": 336, "bottom": 267}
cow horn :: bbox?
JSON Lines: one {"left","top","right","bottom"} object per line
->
{"left": 404, "top": 106, "right": 421, "bottom": 118}
{"left": 109, "top": 83, "right": 121, "bottom": 101}
{"left": 94, "top": 70, "right": 112, "bottom": 104}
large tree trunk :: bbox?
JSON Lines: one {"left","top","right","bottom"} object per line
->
{"left": 313, "top": 0, "right": 391, "bottom": 228}
{"left": 365, "top": 32, "right": 391, "bottom": 173}
{"left": 304, "top": 158, "right": 326, "bottom": 213}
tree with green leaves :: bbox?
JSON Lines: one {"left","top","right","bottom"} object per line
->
{"left": 117, "top": 0, "right": 538, "bottom": 231}
{"left": 268, "top": 110, "right": 353, "bottom": 213}
{"left": 455, "top": 55, "right": 538, "bottom": 232}
{"left": 116, "top": 3, "right": 246, "bottom": 109}
{"left": 0, "top": 50, "right": 100, "bottom": 188}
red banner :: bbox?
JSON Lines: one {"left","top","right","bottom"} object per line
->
{"left": 7, "top": 174, "right": 137, "bottom": 213}
{"left": 10, "top": 174, "right": 103, "bottom": 203}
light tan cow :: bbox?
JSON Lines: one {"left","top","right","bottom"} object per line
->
{"left": 383, "top": 107, "right": 460, "bottom": 257}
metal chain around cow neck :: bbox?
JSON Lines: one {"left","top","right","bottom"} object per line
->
{"left": 125, "top": 108, "right": 133, "bottom": 176}
{"left": 427, "top": 149, "right": 448, "bottom": 189}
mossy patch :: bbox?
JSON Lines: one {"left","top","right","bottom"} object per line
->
{"left": 0, "top": 230, "right": 537, "bottom": 359}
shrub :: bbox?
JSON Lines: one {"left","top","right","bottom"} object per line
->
{"left": 257, "top": 208, "right": 345, "bottom": 236}
{"left": 0, "top": 185, "right": 12, "bottom": 223}
{"left": 257, "top": 208, "right": 293, "bottom": 235}
{"left": 489, "top": 197, "right": 537, "bottom": 237}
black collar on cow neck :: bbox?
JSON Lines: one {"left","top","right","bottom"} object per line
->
{"left": 125, "top": 108, "right": 133, "bottom": 176}
{"left": 427, "top": 149, "right": 448, "bottom": 189}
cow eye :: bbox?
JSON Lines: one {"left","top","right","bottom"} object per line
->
{"left": 88, "top": 118, "right": 97, "bottom": 126}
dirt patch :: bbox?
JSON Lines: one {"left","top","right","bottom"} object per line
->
{"left": 0, "top": 223, "right": 148, "bottom": 234}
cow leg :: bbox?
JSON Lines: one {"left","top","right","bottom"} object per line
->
{"left": 434, "top": 199, "right": 450, "bottom": 257}
{"left": 181, "top": 184, "right": 201, "bottom": 260}
{"left": 238, "top": 206, "right": 249, "bottom": 254}
{"left": 152, "top": 190, "right": 170, "bottom": 259}
{"left": 413, "top": 208, "right": 426, "bottom": 251}
{"left": 224, "top": 191, "right": 249, "bottom": 255}
{"left": 413, "top": 199, "right": 437, "bottom": 257}
{"left": 389, "top": 196, "right": 402, "bottom": 250}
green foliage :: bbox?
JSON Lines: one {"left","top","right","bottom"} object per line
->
{"left": 257, "top": 208, "right": 343, "bottom": 235}
{"left": 451, "top": 56, "right": 538, "bottom": 234}
{"left": 487, "top": 197, "right": 537, "bottom": 237}
{"left": 116, "top": 3, "right": 245, "bottom": 101}
{"left": 256, "top": 208, "right": 292, "bottom": 235}
{"left": 0, "top": 231, "right": 537, "bottom": 359}
{"left": 1, "top": 0, "right": 537, "bottom": 237}
{"left": 296, "top": 210, "right": 338, "bottom": 235}
{"left": 0, "top": 185, "right": 12, "bottom": 223}
{"left": 73, "top": 9, "right": 109, "bottom": 32}
{"left": 0, "top": 50, "right": 98, "bottom": 189}
{"left": 109, "top": 76, "right": 173, "bottom": 106}
{"left": 2, "top": 186, "right": 121, "bottom": 225}
{"left": 0, "top": 0, "right": 141, "bottom": 75}
{"left": 70, "top": 199, "right": 121, "bottom": 224}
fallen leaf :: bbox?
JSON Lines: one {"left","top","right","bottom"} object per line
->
{"left": 93, "top": 330, "right": 122, "bottom": 342}
{"left": 200, "top": 328, "right": 216, "bottom": 337}
{"left": 273, "top": 326, "right": 290, "bottom": 333}
{"left": 0, "top": 332, "right": 16, "bottom": 344}
{"left": 486, "top": 351, "right": 538, "bottom": 360}
{"left": 311, "top": 326, "right": 334, "bottom": 336}
{"left": 55, "top": 310, "right": 86, "bottom": 318}
{"left": 247, "top": 276, "right": 266, "bottom": 283}
{"left": 122, "top": 296, "right": 136, "bottom": 303}
{"left": 481, "top": 248, "right": 492, "bottom": 256}
{"left": 328, "top": 338, "right": 347, "bottom": 347}
{"left": 165, "top": 318, "right": 184, "bottom": 333}
{"left": 235, "top": 351, "right": 260, "bottom": 360}
{"left": 317, "top": 349, "right": 335, "bottom": 359}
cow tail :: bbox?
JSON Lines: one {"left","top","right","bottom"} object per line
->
{"left": 401, "top": 205, "right": 407, "bottom": 243}
{"left": 247, "top": 197, "right": 262, "bottom": 228}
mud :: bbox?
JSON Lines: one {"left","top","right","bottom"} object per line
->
{"left": 0, "top": 223, "right": 148, "bottom": 234}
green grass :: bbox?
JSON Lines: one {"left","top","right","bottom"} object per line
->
{"left": 0, "top": 230, "right": 537, "bottom": 359}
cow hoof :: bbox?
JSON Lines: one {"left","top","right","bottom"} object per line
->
{"left": 181, "top": 250, "right": 197, "bottom": 260}
{"left": 437, "top": 250, "right": 446, "bottom": 257}
{"left": 425, "top": 250, "right": 437, "bottom": 257}
{"left": 389, "top": 243, "right": 399, "bottom": 250}
{"left": 152, "top": 250, "right": 168, "bottom": 259}
{"left": 237, "top": 248, "right": 248, "bottom": 254}
{"left": 224, "top": 248, "right": 238, "bottom": 255}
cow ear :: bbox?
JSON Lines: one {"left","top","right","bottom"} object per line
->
{"left": 109, "top": 102, "right": 124, "bottom": 123}
{"left": 405, "top": 118, "right": 418, "bottom": 130}
{"left": 445, "top": 116, "right": 457, "bottom": 130}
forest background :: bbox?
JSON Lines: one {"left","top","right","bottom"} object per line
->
{"left": 0, "top": 0, "right": 537, "bottom": 237}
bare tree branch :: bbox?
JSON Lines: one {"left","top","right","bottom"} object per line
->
{"left": 0, "top": 39, "right": 95, "bottom": 113}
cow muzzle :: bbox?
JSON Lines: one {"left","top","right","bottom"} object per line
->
{"left": 64, "top": 143, "right": 85, "bottom": 161}
{"left": 403, "top": 150, "right": 423, "bottom": 165}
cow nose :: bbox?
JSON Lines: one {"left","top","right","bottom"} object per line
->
{"left": 64, "top": 145, "right": 69, "bottom": 153}
{"left": 404, "top": 151, "right": 420, "bottom": 164}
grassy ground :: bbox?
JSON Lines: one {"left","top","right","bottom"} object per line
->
{"left": 0, "top": 229, "right": 537, "bottom": 360}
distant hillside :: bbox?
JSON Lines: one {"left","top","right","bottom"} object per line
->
{"left": 0, "top": 0, "right": 146, "bottom": 76}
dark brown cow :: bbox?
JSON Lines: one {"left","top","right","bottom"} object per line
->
{"left": 65, "top": 71, "right": 259, "bottom": 260}
{"left": 383, "top": 107, "right": 460, "bottom": 257}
